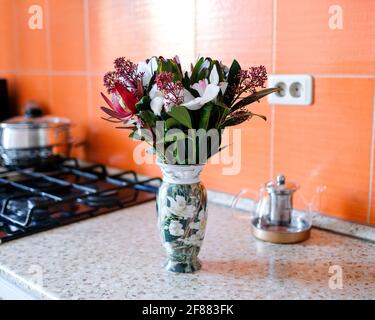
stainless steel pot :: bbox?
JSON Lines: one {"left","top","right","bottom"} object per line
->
{"left": 0, "top": 107, "right": 72, "bottom": 167}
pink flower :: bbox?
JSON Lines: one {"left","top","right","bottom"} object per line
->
{"left": 183, "top": 66, "right": 227, "bottom": 111}
{"left": 235, "top": 65, "right": 267, "bottom": 96}
{"left": 101, "top": 83, "right": 138, "bottom": 120}
{"left": 103, "top": 57, "right": 143, "bottom": 94}
{"left": 155, "top": 72, "right": 184, "bottom": 109}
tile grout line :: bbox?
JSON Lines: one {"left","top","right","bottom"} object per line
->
{"left": 193, "top": 0, "right": 197, "bottom": 60}
{"left": 269, "top": 0, "right": 277, "bottom": 179}
{"left": 366, "top": 80, "right": 375, "bottom": 224}
{"left": 313, "top": 74, "right": 375, "bottom": 79}
{"left": 271, "top": 0, "right": 277, "bottom": 73}
{"left": 44, "top": 0, "right": 53, "bottom": 108}
{"left": 83, "top": 0, "right": 93, "bottom": 124}
{"left": 269, "top": 105, "right": 275, "bottom": 179}
{"left": 1, "top": 69, "right": 375, "bottom": 79}
{"left": 0, "top": 70, "right": 88, "bottom": 76}
{"left": 11, "top": 1, "right": 19, "bottom": 74}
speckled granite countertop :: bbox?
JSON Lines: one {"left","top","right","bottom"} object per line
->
{"left": 0, "top": 201, "right": 374, "bottom": 300}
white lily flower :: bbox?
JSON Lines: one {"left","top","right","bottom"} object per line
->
{"left": 209, "top": 64, "right": 228, "bottom": 94}
{"left": 149, "top": 84, "right": 164, "bottom": 116}
{"left": 183, "top": 79, "right": 220, "bottom": 110}
{"left": 173, "top": 55, "right": 181, "bottom": 66}
{"left": 183, "top": 65, "right": 228, "bottom": 111}
{"left": 137, "top": 57, "right": 158, "bottom": 87}
{"left": 209, "top": 65, "right": 219, "bottom": 85}
{"left": 182, "top": 88, "right": 195, "bottom": 103}
{"left": 191, "top": 79, "right": 208, "bottom": 97}
{"left": 150, "top": 97, "right": 163, "bottom": 116}
{"left": 149, "top": 82, "right": 196, "bottom": 115}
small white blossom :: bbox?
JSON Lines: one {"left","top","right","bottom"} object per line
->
{"left": 189, "top": 221, "right": 200, "bottom": 230}
{"left": 168, "top": 220, "right": 184, "bottom": 237}
{"left": 167, "top": 195, "right": 196, "bottom": 219}
{"left": 181, "top": 234, "right": 203, "bottom": 247}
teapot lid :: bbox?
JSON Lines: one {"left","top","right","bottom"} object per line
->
{"left": 265, "top": 174, "right": 299, "bottom": 195}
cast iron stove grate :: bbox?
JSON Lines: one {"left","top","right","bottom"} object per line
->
{"left": 0, "top": 158, "right": 161, "bottom": 243}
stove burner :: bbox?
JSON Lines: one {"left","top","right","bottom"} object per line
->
{"left": 2, "top": 196, "right": 55, "bottom": 226}
{"left": 84, "top": 190, "right": 121, "bottom": 208}
{"left": 0, "top": 158, "right": 161, "bottom": 243}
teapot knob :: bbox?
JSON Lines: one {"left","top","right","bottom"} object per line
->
{"left": 276, "top": 174, "right": 286, "bottom": 185}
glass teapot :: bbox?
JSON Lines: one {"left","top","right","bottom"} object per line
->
{"left": 232, "top": 174, "right": 326, "bottom": 244}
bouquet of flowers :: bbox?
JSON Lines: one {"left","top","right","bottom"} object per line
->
{"left": 100, "top": 56, "right": 277, "bottom": 164}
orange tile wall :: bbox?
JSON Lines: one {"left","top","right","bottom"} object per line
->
{"left": 1, "top": 0, "right": 375, "bottom": 225}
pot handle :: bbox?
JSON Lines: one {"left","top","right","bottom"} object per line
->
{"left": 65, "top": 138, "right": 85, "bottom": 148}
{"left": 24, "top": 102, "right": 43, "bottom": 118}
{"left": 70, "top": 139, "right": 86, "bottom": 148}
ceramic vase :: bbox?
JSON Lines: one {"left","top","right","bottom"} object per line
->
{"left": 156, "top": 163, "right": 207, "bottom": 273}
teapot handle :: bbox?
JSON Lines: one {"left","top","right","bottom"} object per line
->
{"left": 231, "top": 188, "right": 261, "bottom": 219}
{"left": 297, "top": 185, "right": 327, "bottom": 213}
{"left": 231, "top": 188, "right": 249, "bottom": 209}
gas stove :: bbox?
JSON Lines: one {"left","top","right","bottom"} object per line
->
{"left": 0, "top": 158, "right": 160, "bottom": 243}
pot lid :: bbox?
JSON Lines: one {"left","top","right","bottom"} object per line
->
{"left": 0, "top": 105, "right": 71, "bottom": 129}
{"left": 265, "top": 174, "right": 299, "bottom": 195}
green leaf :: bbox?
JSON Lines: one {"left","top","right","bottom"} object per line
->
{"left": 224, "top": 59, "right": 241, "bottom": 105}
{"left": 157, "top": 60, "right": 173, "bottom": 73}
{"left": 139, "top": 110, "right": 157, "bottom": 128}
{"left": 190, "top": 57, "right": 205, "bottom": 83}
{"left": 217, "top": 106, "right": 231, "bottom": 128}
{"left": 222, "top": 113, "right": 250, "bottom": 127}
{"left": 182, "top": 71, "right": 191, "bottom": 89}
{"left": 222, "top": 111, "right": 267, "bottom": 127}
{"left": 227, "top": 59, "right": 241, "bottom": 86}
{"left": 231, "top": 87, "right": 279, "bottom": 112}
{"left": 155, "top": 130, "right": 186, "bottom": 146}
{"left": 129, "top": 129, "right": 154, "bottom": 143}
{"left": 186, "top": 129, "right": 197, "bottom": 164}
{"left": 135, "top": 96, "right": 151, "bottom": 111}
{"left": 210, "top": 144, "right": 230, "bottom": 158}
{"left": 197, "top": 68, "right": 209, "bottom": 82}
{"left": 199, "top": 103, "right": 214, "bottom": 130}
{"left": 213, "top": 60, "right": 224, "bottom": 82}
{"left": 168, "top": 59, "right": 182, "bottom": 81}
{"left": 173, "top": 56, "right": 183, "bottom": 75}
{"left": 159, "top": 130, "right": 188, "bottom": 164}
{"left": 165, "top": 117, "right": 180, "bottom": 129}
{"left": 147, "top": 73, "right": 156, "bottom": 93}
{"left": 164, "top": 130, "right": 186, "bottom": 142}
{"left": 208, "top": 102, "right": 230, "bottom": 129}
{"left": 168, "top": 106, "right": 192, "bottom": 128}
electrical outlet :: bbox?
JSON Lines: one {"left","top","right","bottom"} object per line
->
{"left": 268, "top": 74, "right": 313, "bottom": 105}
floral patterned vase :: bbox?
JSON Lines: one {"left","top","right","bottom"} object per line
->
{"left": 156, "top": 163, "right": 207, "bottom": 273}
